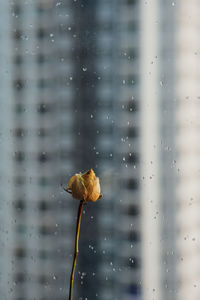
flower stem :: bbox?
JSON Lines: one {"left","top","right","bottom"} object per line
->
{"left": 68, "top": 200, "right": 84, "bottom": 300}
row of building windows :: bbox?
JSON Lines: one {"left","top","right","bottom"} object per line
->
{"left": 13, "top": 24, "right": 73, "bottom": 43}
{"left": 14, "top": 103, "right": 53, "bottom": 114}
{"left": 125, "top": 204, "right": 140, "bottom": 216}
{"left": 13, "top": 79, "right": 55, "bottom": 91}
{"left": 13, "top": 52, "right": 71, "bottom": 65}
{"left": 14, "top": 223, "right": 58, "bottom": 237}
{"left": 14, "top": 151, "right": 51, "bottom": 163}
{"left": 14, "top": 127, "right": 52, "bottom": 138}
{"left": 15, "top": 100, "right": 139, "bottom": 114}
{"left": 14, "top": 149, "right": 132, "bottom": 164}
{"left": 121, "top": 178, "right": 139, "bottom": 190}
{"left": 14, "top": 247, "right": 69, "bottom": 262}
{"left": 121, "top": 127, "right": 139, "bottom": 139}
{"left": 14, "top": 150, "right": 75, "bottom": 163}
{"left": 13, "top": 176, "right": 53, "bottom": 186}
{"left": 14, "top": 272, "right": 56, "bottom": 285}
{"left": 13, "top": 199, "right": 54, "bottom": 212}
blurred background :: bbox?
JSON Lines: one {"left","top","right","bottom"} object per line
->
{"left": 0, "top": 0, "right": 199, "bottom": 300}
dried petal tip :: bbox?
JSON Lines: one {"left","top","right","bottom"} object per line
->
{"left": 64, "top": 169, "right": 102, "bottom": 202}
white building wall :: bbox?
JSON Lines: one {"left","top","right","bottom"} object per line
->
{"left": 176, "top": 1, "right": 200, "bottom": 300}
{"left": 140, "top": 1, "right": 161, "bottom": 300}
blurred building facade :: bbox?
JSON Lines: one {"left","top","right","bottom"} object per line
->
{"left": 0, "top": 1, "right": 168, "bottom": 300}
{"left": 0, "top": 1, "right": 75, "bottom": 299}
{"left": 0, "top": 1, "right": 199, "bottom": 300}
{"left": 0, "top": 0, "right": 141, "bottom": 300}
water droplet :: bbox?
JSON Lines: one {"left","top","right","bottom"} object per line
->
{"left": 82, "top": 67, "right": 87, "bottom": 72}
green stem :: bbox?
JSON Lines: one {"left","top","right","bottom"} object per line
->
{"left": 69, "top": 200, "right": 84, "bottom": 300}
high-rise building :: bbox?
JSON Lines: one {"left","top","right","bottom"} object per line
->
{"left": 0, "top": 0, "right": 143, "bottom": 299}
{"left": 114, "top": 1, "right": 142, "bottom": 300}
{"left": 0, "top": 1, "right": 75, "bottom": 299}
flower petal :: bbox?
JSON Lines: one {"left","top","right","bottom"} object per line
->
{"left": 67, "top": 174, "right": 79, "bottom": 190}
{"left": 82, "top": 170, "right": 101, "bottom": 202}
{"left": 71, "top": 174, "right": 88, "bottom": 201}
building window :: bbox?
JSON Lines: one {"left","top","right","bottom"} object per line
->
{"left": 13, "top": 198, "right": 26, "bottom": 212}
{"left": 125, "top": 257, "right": 140, "bottom": 269}
{"left": 16, "top": 224, "right": 26, "bottom": 234}
{"left": 14, "top": 176, "right": 25, "bottom": 186}
{"left": 129, "top": 231, "right": 140, "bottom": 242}
{"left": 126, "top": 284, "right": 141, "bottom": 296}
{"left": 14, "top": 151, "right": 25, "bottom": 162}
{"left": 126, "top": 0, "right": 137, "bottom": 5}
{"left": 37, "top": 28, "right": 46, "bottom": 39}
{"left": 38, "top": 79, "right": 50, "bottom": 89}
{"left": 38, "top": 176, "right": 52, "bottom": 186}
{"left": 38, "top": 152, "right": 49, "bottom": 163}
{"left": 14, "top": 272, "right": 26, "bottom": 284}
{"left": 37, "top": 127, "right": 48, "bottom": 137}
{"left": 37, "top": 103, "right": 50, "bottom": 114}
{"left": 13, "top": 30, "right": 22, "bottom": 40}
{"left": 14, "top": 247, "right": 26, "bottom": 259}
{"left": 13, "top": 79, "right": 24, "bottom": 91}
{"left": 15, "top": 103, "right": 25, "bottom": 114}
{"left": 14, "top": 128, "right": 25, "bottom": 138}
{"left": 127, "top": 152, "right": 139, "bottom": 164}
{"left": 127, "top": 127, "right": 139, "bottom": 138}
{"left": 12, "top": 3, "right": 21, "bottom": 15}
{"left": 37, "top": 54, "right": 46, "bottom": 64}
{"left": 127, "top": 99, "right": 139, "bottom": 112}
{"left": 38, "top": 200, "right": 49, "bottom": 211}
{"left": 123, "top": 178, "right": 139, "bottom": 190}
{"left": 38, "top": 274, "right": 48, "bottom": 285}
{"left": 39, "top": 223, "right": 54, "bottom": 235}
{"left": 126, "top": 205, "right": 139, "bottom": 216}
{"left": 39, "top": 250, "right": 49, "bottom": 260}
{"left": 14, "top": 55, "right": 23, "bottom": 65}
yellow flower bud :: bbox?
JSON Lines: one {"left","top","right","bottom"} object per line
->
{"left": 65, "top": 169, "right": 102, "bottom": 202}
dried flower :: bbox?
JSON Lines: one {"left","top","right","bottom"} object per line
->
{"left": 62, "top": 169, "right": 102, "bottom": 300}
{"left": 65, "top": 169, "right": 102, "bottom": 202}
